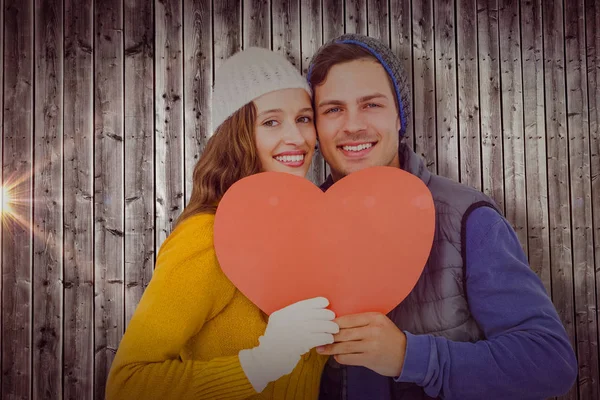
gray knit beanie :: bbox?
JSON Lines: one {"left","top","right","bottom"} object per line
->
{"left": 307, "top": 34, "right": 411, "bottom": 137}
{"left": 212, "top": 47, "right": 312, "bottom": 133}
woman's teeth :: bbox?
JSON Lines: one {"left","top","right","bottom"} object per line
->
{"left": 342, "top": 143, "right": 373, "bottom": 152}
{"left": 275, "top": 154, "right": 304, "bottom": 162}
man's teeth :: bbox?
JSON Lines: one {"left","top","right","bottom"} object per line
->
{"left": 275, "top": 154, "right": 305, "bottom": 162}
{"left": 342, "top": 143, "right": 373, "bottom": 152}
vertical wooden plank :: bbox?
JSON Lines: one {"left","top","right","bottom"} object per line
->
{"left": 478, "top": 0, "right": 505, "bottom": 211}
{"left": 322, "top": 0, "right": 344, "bottom": 41}
{"left": 499, "top": 0, "right": 527, "bottom": 247}
{"left": 586, "top": 0, "right": 600, "bottom": 386}
{"left": 33, "top": 0, "right": 63, "bottom": 397}
{"left": 124, "top": 0, "right": 154, "bottom": 324}
{"left": 457, "top": 0, "right": 482, "bottom": 190}
{"left": 155, "top": 0, "right": 184, "bottom": 250}
{"left": 0, "top": 0, "right": 3, "bottom": 394}
{"left": 390, "top": 0, "right": 414, "bottom": 150}
{"left": 367, "top": 0, "right": 389, "bottom": 46}
{"left": 434, "top": 0, "right": 459, "bottom": 181}
{"left": 565, "top": 0, "right": 599, "bottom": 397}
{"left": 272, "top": 0, "right": 300, "bottom": 68}
{"left": 2, "top": 0, "right": 33, "bottom": 398}
{"left": 301, "top": 0, "right": 326, "bottom": 184}
{"left": 346, "top": 0, "right": 367, "bottom": 35}
{"left": 214, "top": 1, "right": 241, "bottom": 71}
{"left": 184, "top": 0, "right": 212, "bottom": 206}
{"left": 94, "top": 0, "right": 124, "bottom": 397}
{"left": 412, "top": 0, "right": 436, "bottom": 172}
{"left": 63, "top": 0, "right": 94, "bottom": 397}
{"left": 243, "top": 0, "right": 270, "bottom": 48}
{"left": 543, "top": 1, "right": 577, "bottom": 399}
{"left": 521, "top": 0, "right": 551, "bottom": 294}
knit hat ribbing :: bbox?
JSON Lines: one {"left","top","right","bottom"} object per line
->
{"left": 307, "top": 34, "right": 412, "bottom": 137}
{"left": 211, "top": 47, "right": 312, "bottom": 133}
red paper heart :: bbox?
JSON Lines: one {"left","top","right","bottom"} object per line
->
{"left": 213, "top": 166, "right": 435, "bottom": 317}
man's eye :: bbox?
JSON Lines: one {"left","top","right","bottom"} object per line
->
{"left": 366, "top": 103, "right": 380, "bottom": 108}
{"left": 324, "top": 107, "right": 340, "bottom": 114}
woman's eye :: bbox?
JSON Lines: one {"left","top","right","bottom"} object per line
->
{"left": 263, "top": 120, "right": 279, "bottom": 127}
{"left": 297, "top": 116, "right": 312, "bottom": 123}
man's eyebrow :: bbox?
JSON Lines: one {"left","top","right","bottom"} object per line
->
{"left": 317, "top": 99, "right": 345, "bottom": 108}
{"left": 317, "top": 93, "right": 389, "bottom": 108}
{"left": 257, "top": 108, "right": 283, "bottom": 118}
{"left": 357, "top": 93, "right": 388, "bottom": 103}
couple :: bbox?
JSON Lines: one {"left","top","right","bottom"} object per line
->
{"left": 106, "top": 34, "right": 577, "bottom": 400}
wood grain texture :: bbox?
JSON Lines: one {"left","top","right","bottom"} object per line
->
{"left": 367, "top": 0, "right": 388, "bottom": 45}
{"left": 213, "top": 0, "right": 241, "bottom": 70}
{"left": 301, "top": 0, "right": 326, "bottom": 184}
{"left": 478, "top": 0, "right": 505, "bottom": 211}
{"left": 564, "top": 0, "right": 599, "bottom": 397}
{"left": 412, "top": 0, "right": 437, "bottom": 172}
{"left": 543, "top": 1, "right": 577, "bottom": 399}
{"left": 244, "top": 0, "right": 270, "bottom": 48}
{"left": 585, "top": 1, "right": 600, "bottom": 389}
{"left": 390, "top": 0, "right": 413, "bottom": 149}
{"left": 322, "top": 0, "right": 344, "bottom": 42}
{"left": 63, "top": 0, "right": 94, "bottom": 397}
{"left": 499, "top": 0, "right": 527, "bottom": 248}
{"left": 33, "top": 0, "right": 63, "bottom": 397}
{"left": 155, "top": 0, "right": 184, "bottom": 252}
{"left": 434, "top": 0, "right": 459, "bottom": 181}
{"left": 124, "top": 0, "right": 155, "bottom": 324}
{"left": 521, "top": 0, "right": 551, "bottom": 294}
{"left": 2, "top": 0, "right": 33, "bottom": 398}
{"left": 93, "top": 0, "right": 124, "bottom": 398}
{"left": 457, "top": 0, "right": 481, "bottom": 190}
{"left": 184, "top": 0, "right": 212, "bottom": 205}
{"left": 272, "top": 0, "right": 300, "bottom": 69}
{"left": 345, "top": 0, "right": 367, "bottom": 35}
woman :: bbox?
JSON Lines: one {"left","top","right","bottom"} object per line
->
{"left": 105, "top": 47, "right": 338, "bottom": 399}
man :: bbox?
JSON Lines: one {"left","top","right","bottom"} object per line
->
{"left": 307, "top": 34, "right": 577, "bottom": 400}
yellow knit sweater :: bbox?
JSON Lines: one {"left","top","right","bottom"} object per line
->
{"left": 105, "top": 213, "right": 329, "bottom": 400}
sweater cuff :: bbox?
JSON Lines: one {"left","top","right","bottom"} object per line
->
{"left": 395, "top": 332, "right": 432, "bottom": 384}
{"left": 192, "top": 355, "right": 257, "bottom": 398}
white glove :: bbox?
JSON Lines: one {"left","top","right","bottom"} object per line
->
{"left": 238, "top": 297, "right": 339, "bottom": 393}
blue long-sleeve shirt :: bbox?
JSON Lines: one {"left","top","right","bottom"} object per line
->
{"left": 348, "top": 206, "right": 578, "bottom": 399}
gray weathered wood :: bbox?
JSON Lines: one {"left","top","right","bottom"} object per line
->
{"left": 323, "top": 0, "right": 344, "bottom": 42}
{"left": 94, "top": 0, "right": 125, "bottom": 398}
{"left": 586, "top": 0, "right": 600, "bottom": 387}
{"left": 457, "top": 0, "right": 481, "bottom": 190}
{"left": 499, "top": 0, "right": 527, "bottom": 248}
{"left": 565, "top": 0, "right": 599, "bottom": 397}
{"left": 272, "top": 0, "right": 301, "bottom": 69}
{"left": 300, "top": 0, "right": 326, "bottom": 184}
{"left": 33, "top": 0, "right": 63, "bottom": 397}
{"left": 346, "top": 0, "right": 367, "bottom": 35}
{"left": 390, "top": 0, "right": 414, "bottom": 150}
{"left": 2, "top": 0, "right": 33, "bottom": 398}
{"left": 478, "top": 0, "right": 505, "bottom": 211}
{"left": 434, "top": 0, "right": 459, "bottom": 181}
{"left": 367, "top": 0, "right": 389, "bottom": 46}
{"left": 543, "top": 1, "right": 577, "bottom": 399}
{"left": 243, "top": 0, "right": 270, "bottom": 48}
{"left": 124, "top": 0, "right": 155, "bottom": 324}
{"left": 214, "top": 0, "right": 241, "bottom": 70}
{"left": 0, "top": 0, "right": 3, "bottom": 394}
{"left": 520, "top": 0, "right": 551, "bottom": 294}
{"left": 155, "top": 0, "right": 184, "bottom": 251}
{"left": 412, "top": 0, "right": 436, "bottom": 172}
{"left": 184, "top": 0, "right": 212, "bottom": 206}
{"left": 63, "top": 0, "right": 94, "bottom": 397}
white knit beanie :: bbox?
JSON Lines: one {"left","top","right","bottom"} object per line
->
{"left": 211, "top": 47, "right": 312, "bottom": 133}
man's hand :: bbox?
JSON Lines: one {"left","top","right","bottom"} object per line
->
{"left": 316, "top": 312, "right": 407, "bottom": 377}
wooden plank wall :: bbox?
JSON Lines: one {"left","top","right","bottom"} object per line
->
{"left": 0, "top": 0, "right": 598, "bottom": 399}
